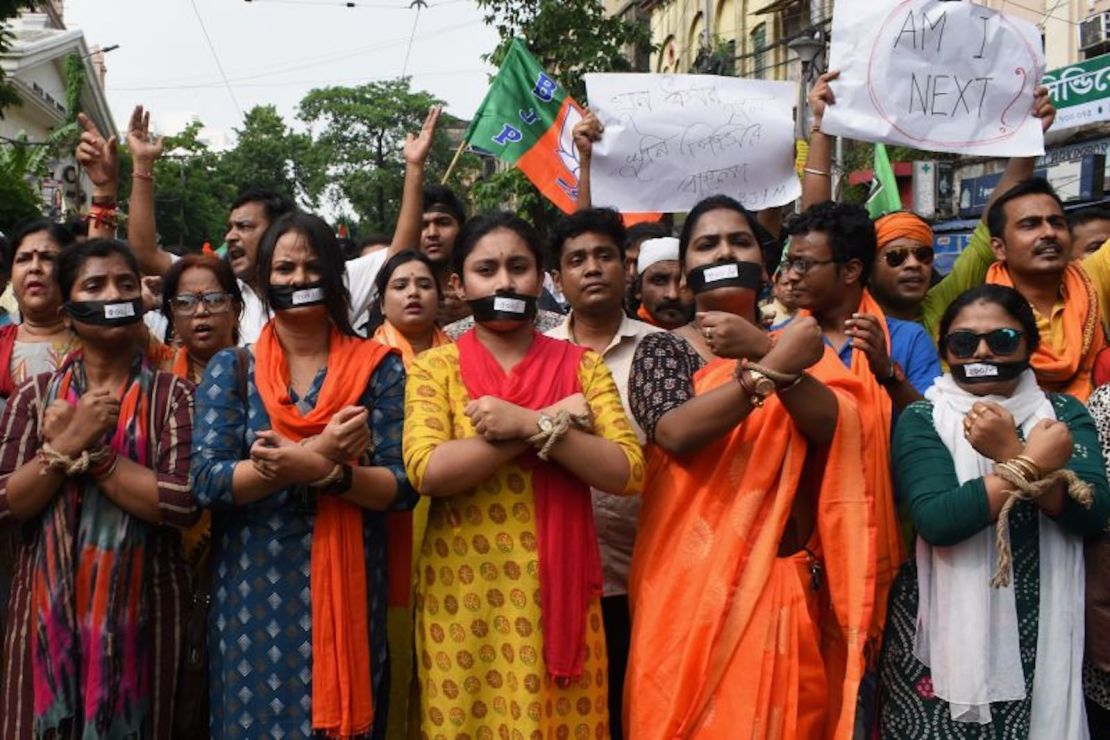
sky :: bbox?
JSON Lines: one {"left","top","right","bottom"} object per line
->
{"left": 64, "top": 0, "right": 500, "bottom": 144}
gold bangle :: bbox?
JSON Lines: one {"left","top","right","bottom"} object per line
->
{"left": 803, "top": 167, "right": 830, "bottom": 177}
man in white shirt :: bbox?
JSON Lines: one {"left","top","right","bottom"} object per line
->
{"left": 544, "top": 207, "right": 659, "bottom": 739}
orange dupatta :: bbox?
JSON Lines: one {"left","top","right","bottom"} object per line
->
{"left": 987, "top": 262, "right": 1104, "bottom": 402}
{"left": 636, "top": 303, "right": 662, "bottom": 327}
{"left": 371, "top": 319, "right": 449, "bottom": 608}
{"left": 625, "top": 348, "right": 874, "bottom": 739}
{"left": 254, "top": 322, "right": 395, "bottom": 737}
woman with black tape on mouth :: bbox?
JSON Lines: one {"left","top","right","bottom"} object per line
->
{"left": 878, "top": 283, "right": 1110, "bottom": 737}
{"left": 0, "top": 238, "right": 196, "bottom": 737}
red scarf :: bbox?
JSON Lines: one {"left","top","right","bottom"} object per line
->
{"left": 254, "top": 322, "right": 394, "bottom": 737}
{"left": 455, "top": 328, "right": 601, "bottom": 679}
{"left": 0, "top": 323, "right": 19, "bottom": 398}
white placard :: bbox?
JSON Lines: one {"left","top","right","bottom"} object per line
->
{"left": 584, "top": 73, "right": 800, "bottom": 213}
{"left": 822, "top": 0, "right": 1045, "bottom": 157}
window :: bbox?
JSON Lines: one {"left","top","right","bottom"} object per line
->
{"left": 752, "top": 24, "right": 768, "bottom": 79}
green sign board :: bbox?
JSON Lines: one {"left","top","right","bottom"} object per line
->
{"left": 1044, "top": 52, "right": 1110, "bottom": 131}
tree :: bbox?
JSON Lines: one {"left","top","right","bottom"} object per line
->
{"left": 140, "top": 121, "right": 233, "bottom": 250}
{"left": 0, "top": 0, "right": 35, "bottom": 115}
{"left": 219, "top": 105, "right": 312, "bottom": 204}
{"left": 298, "top": 79, "right": 455, "bottom": 232}
{"left": 474, "top": 0, "right": 651, "bottom": 102}
{"left": 0, "top": 134, "right": 52, "bottom": 230}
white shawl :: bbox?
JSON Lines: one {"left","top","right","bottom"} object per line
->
{"left": 916, "top": 371, "right": 1087, "bottom": 737}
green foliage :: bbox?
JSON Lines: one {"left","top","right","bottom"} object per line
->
{"left": 0, "top": 128, "right": 77, "bottom": 232}
{"left": 219, "top": 105, "right": 310, "bottom": 204}
{"left": 138, "top": 122, "right": 234, "bottom": 251}
{"left": 0, "top": 0, "right": 36, "bottom": 117}
{"left": 474, "top": 0, "right": 650, "bottom": 102}
{"left": 298, "top": 78, "right": 454, "bottom": 232}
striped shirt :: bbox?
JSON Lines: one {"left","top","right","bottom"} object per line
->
{"left": 0, "top": 369, "right": 195, "bottom": 738}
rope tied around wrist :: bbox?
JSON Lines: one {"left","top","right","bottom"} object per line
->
{"left": 39, "top": 442, "right": 112, "bottom": 477}
{"left": 989, "top": 460, "right": 1093, "bottom": 588}
{"left": 527, "top": 409, "right": 593, "bottom": 461}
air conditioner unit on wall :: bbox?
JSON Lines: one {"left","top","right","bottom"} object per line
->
{"left": 1080, "top": 12, "right": 1110, "bottom": 51}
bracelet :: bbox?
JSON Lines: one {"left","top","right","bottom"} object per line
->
{"left": 132, "top": 170, "right": 154, "bottom": 182}
{"left": 91, "top": 452, "right": 119, "bottom": 482}
{"left": 90, "top": 195, "right": 117, "bottom": 207}
{"left": 309, "top": 463, "right": 343, "bottom": 489}
{"left": 84, "top": 205, "right": 118, "bottom": 230}
{"left": 777, "top": 373, "right": 805, "bottom": 393}
{"left": 743, "top": 359, "right": 802, "bottom": 388}
{"left": 803, "top": 167, "right": 831, "bottom": 177}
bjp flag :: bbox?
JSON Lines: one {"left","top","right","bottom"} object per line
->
{"left": 465, "top": 39, "right": 585, "bottom": 213}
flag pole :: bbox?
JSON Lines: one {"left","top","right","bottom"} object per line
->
{"left": 441, "top": 138, "right": 467, "bottom": 185}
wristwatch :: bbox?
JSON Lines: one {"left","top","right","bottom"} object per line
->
{"left": 877, "top": 360, "right": 906, "bottom": 387}
{"left": 739, "top": 368, "right": 777, "bottom": 407}
{"left": 536, "top": 413, "right": 555, "bottom": 435}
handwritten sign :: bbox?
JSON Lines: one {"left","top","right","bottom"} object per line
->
{"left": 584, "top": 73, "right": 800, "bottom": 213}
{"left": 822, "top": 0, "right": 1045, "bottom": 157}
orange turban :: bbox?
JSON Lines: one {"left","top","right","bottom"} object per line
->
{"left": 874, "top": 212, "right": 933, "bottom": 250}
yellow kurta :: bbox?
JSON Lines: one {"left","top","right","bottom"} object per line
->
{"left": 403, "top": 343, "right": 644, "bottom": 740}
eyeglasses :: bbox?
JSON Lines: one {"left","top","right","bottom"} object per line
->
{"left": 779, "top": 256, "right": 839, "bottom": 276}
{"left": 945, "top": 328, "right": 1023, "bottom": 359}
{"left": 882, "top": 245, "right": 934, "bottom": 268}
{"left": 170, "top": 291, "right": 233, "bottom": 315}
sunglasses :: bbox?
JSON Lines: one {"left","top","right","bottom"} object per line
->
{"left": 945, "top": 328, "right": 1023, "bottom": 359}
{"left": 170, "top": 291, "right": 233, "bottom": 315}
{"left": 882, "top": 245, "right": 934, "bottom": 268}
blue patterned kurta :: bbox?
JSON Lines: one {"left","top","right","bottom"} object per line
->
{"left": 191, "top": 347, "right": 415, "bottom": 739}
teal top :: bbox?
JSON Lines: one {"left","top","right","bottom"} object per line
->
{"left": 892, "top": 393, "right": 1110, "bottom": 547}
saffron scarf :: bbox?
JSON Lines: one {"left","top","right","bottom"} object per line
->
{"left": 801, "top": 291, "right": 904, "bottom": 655}
{"left": 373, "top": 320, "right": 449, "bottom": 606}
{"left": 31, "top": 350, "right": 154, "bottom": 738}
{"left": 254, "top": 321, "right": 394, "bottom": 738}
{"left": 636, "top": 303, "right": 661, "bottom": 327}
{"left": 455, "top": 328, "right": 600, "bottom": 679}
{"left": 625, "top": 348, "right": 873, "bottom": 739}
{"left": 987, "top": 262, "right": 1104, "bottom": 402}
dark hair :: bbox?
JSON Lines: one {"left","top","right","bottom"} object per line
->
{"left": 230, "top": 187, "right": 296, "bottom": 224}
{"left": 422, "top": 185, "right": 466, "bottom": 225}
{"left": 55, "top": 238, "right": 141, "bottom": 300}
{"left": 785, "top": 201, "right": 877, "bottom": 283}
{"left": 986, "top": 178, "right": 1064, "bottom": 239}
{"left": 6, "top": 218, "right": 76, "bottom": 274}
{"left": 678, "top": 195, "right": 777, "bottom": 271}
{"left": 63, "top": 216, "right": 89, "bottom": 239}
{"left": 625, "top": 221, "right": 670, "bottom": 250}
{"left": 549, "top": 207, "right": 627, "bottom": 264}
{"left": 937, "top": 284, "right": 1040, "bottom": 357}
{"left": 162, "top": 253, "right": 244, "bottom": 342}
{"left": 376, "top": 249, "right": 443, "bottom": 304}
{"left": 257, "top": 211, "right": 357, "bottom": 336}
{"left": 1068, "top": 204, "right": 1110, "bottom": 230}
{"left": 452, "top": 211, "right": 543, "bottom": 277}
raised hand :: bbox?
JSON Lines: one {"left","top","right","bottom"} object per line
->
{"left": 1031, "top": 85, "right": 1056, "bottom": 134}
{"left": 76, "top": 113, "right": 119, "bottom": 190}
{"left": 127, "top": 104, "right": 165, "bottom": 168}
{"left": 403, "top": 105, "right": 442, "bottom": 168}
{"left": 844, "top": 313, "right": 892, "bottom": 379}
{"left": 808, "top": 70, "right": 839, "bottom": 129}
{"left": 572, "top": 110, "right": 604, "bottom": 158}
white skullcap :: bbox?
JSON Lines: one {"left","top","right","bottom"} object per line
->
{"left": 637, "top": 237, "right": 680, "bottom": 275}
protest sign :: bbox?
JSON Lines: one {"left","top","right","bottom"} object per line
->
{"left": 822, "top": 0, "right": 1045, "bottom": 157}
{"left": 584, "top": 73, "right": 800, "bottom": 213}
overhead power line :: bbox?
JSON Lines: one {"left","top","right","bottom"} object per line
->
{"left": 189, "top": 0, "right": 244, "bottom": 117}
